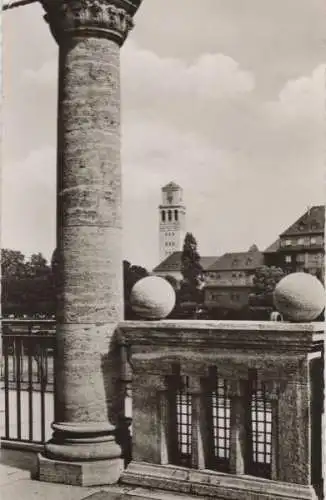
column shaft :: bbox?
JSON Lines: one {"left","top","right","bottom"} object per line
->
{"left": 37, "top": 0, "right": 144, "bottom": 485}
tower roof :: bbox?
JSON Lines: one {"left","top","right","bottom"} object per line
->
{"left": 162, "top": 181, "right": 181, "bottom": 191}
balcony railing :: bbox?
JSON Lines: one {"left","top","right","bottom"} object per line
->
{"left": 118, "top": 320, "right": 323, "bottom": 500}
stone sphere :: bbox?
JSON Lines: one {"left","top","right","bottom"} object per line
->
{"left": 130, "top": 276, "right": 176, "bottom": 319}
{"left": 273, "top": 272, "right": 325, "bottom": 322}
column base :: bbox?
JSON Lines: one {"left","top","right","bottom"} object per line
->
{"left": 37, "top": 453, "right": 124, "bottom": 486}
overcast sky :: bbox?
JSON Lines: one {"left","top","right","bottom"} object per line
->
{"left": 2, "top": 0, "right": 325, "bottom": 269}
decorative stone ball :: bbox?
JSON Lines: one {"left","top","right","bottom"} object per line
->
{"left": 273, "top": 272, "right": 325, "bottom": 322}
{"left": 130, "top": 276, "right": 176, "bottom": 319}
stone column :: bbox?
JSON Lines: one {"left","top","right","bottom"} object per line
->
{"left": 37, "top": 0, "right": 143, "bottom": 486}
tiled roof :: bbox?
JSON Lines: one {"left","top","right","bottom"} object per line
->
{"left": 153, "top": 252, "right": 182, "bottom": 273}
{"left": 200, "top": 256, "right": 219, "bottom": 270}
{"left": 153, "top": 252, "right": 218, "bottom": 273}
{"left": 207, "top": 250, "right": 264, "bottom": 271}
{"left": 162, "top": 181, "right": 181, "bottom": 191}
{"left": 263, "top": 239, "right": 280, "bottom": 253}
{"left": 280, "top": 205, "right": 325, "bottom": 237}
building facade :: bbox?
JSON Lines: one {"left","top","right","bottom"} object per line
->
{"left": 153, "top": 251, "right": 217, "bottom": 283}
{"left": 263, "top": 205, "right": 324, "bottom": 279}
{"left": 204, "top": 246, "right": 264, "bottom": 311}
{"left": 158, "top": 182, "right": 186, "bottom": 262}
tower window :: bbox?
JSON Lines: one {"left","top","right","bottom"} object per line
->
{"left": 168, "top": 210, "right": 172, "bottom": 222}
{"left": 175, "top": 210, "right": 178, "bottom": 222}
{"left": 162, "top": 210, "right": 166, "bottom": 222}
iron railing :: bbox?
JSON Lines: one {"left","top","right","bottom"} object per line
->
{"left": 1, "top": 320, "right": 55, "bottom": 445}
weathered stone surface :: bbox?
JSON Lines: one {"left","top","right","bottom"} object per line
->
{"left": 41, "top": 0, "right": 142, "bottom": 45}
{"left": 37, "top": 0, "right": 143, "bottom": 486}
{"left": 38, "top": 454, "right": 123, "bottom": 486}
{"left": 121, "top": 462, "right": 319, "bottom": 500}
{"left": 118, "top": 320, "right": 322, "bottom": 495}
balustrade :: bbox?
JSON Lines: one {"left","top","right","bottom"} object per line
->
{"left": 118, "top": 320, "right": 323, "bottom": 500}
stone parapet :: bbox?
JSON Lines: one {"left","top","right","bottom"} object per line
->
{"left": 118, "top": 320, "right": 323, "bottom": 500}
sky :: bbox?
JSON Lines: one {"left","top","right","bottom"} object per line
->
{"left": 2, "top": 0, "right": 326, "bottom": 270}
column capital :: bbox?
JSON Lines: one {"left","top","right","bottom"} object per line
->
{"left": 41, "top": 0, "right": 142, "bottom": 45}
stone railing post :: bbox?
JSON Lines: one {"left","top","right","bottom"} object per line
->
{"left": 264, "top": 379, "right": 281, "bottom": 481}
{"left": 226, "top": 378, "right": 249, "bottom": 475}
{"left": 189, "top": 376, "right": 207, "bottom": 470}
{"left": 37, "top": 0, "right": 143, "bottom": 486}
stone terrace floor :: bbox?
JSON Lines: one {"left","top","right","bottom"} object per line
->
{"left": 0, "top": 448, "right": 208, "bottom": 500}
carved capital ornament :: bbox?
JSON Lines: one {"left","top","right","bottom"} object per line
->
{"left": 41, "top": 0, "right": 140, "bottom": 44}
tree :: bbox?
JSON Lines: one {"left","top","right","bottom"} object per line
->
{"left": 179, "top": 233, "right": 204, "bottom": 311}
{"left": 123, "top": 260, "right": 149, "bottom": 319}
{"left": 315, "top": 268, "right": 324, "bottom": 286}
{"left": 163, "top": 275, "right": 179, "bottom": 291}
{"left": 1, "top": 248, "right": 55, "bottom": 317}
{"left": 1, "top": 249, "right": 26, "bottom": 279}
{"left": 249, "top": 265, "right": 285, "bottom": 309}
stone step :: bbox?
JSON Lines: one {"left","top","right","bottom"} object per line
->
{"left": 84, "top": 486, "right": 209, "bottom": 500}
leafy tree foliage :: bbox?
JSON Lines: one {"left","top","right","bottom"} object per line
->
{"left": 163, "top": 274, "right": 179, "bottom": 290}
{"left": 315, "top": 268, "right": 324, "bottom": 285}
{"left": 1, "top": 249, "right": 55, "bottom": 316}
{"left": 249, "top": 265, "right": 285, "bottom": 308}
{"left": 179, "top": 232, "right": 204, "bottom": 310}
{"left": 123, "top": 260, "right": 149, "bottom": 319}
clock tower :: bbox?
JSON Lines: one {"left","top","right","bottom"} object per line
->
{"left": 159, "top": 182, "right": 186, "bottom": 262}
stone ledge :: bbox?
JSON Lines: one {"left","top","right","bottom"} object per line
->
{"left": 37, "top": 454, "right": 123, "bottom": 487}
{"left": 117, "top": 320, "right": 324, "bottom": 354}
{"left": 120, "top": 461, "right": 318, "bottom": 500}
{"left": 119, "top": 319, "right": 323, "bottom": 332}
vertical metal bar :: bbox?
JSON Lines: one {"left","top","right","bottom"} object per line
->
{"left": 28, "top": 339, "right": 33, "bottom": 441}
{"left": 40, "top": 342, "right": 46, "bottom": 443}
{"left": 16, "top": 337, "right": 22, "bottom": 440}
{"left": 4, "top": 336, "right": 10, "bottom": 439}
{"left": 12, "top": 340, "right": 16, "bottom": 383}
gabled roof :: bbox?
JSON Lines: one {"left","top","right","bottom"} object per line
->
{"left": 263, "top": 238, "right": 280, "bottom": 254}
{"left": 280, "top": 205, "right": 325, "bottom": 237}
{"left": 153, "top": 252, "right": 219, "bottom": 273}
{"left": 162, "top": 181, "right": 181, "bottom": 191}
{"left": 153, "top": 252, "right": 182, "bottom": 273}
{"left": 207, "top": 250, "right": 263, "bottom": 271}
{"left": 200, "top": 256, "right": 219, "bottom": 270}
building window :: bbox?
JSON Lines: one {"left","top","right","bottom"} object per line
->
{"left": 161, "top": 211, "right": 166, "bottom": 222}
{"left": 311, "top": 237, "right": 317, "bottom": 245}
{"left": 168, "top": 210, "right": 172, "bottom": 222}
{"left": 285, "top": 239, "right": 291, "bottom": 246}
{"left": 298, "top": 238, "right": 304, "bottom": 245}
{"left": 296, "top": 254, "right": 305, "bottom": 263}
{"left": 175, "top": 210, "right": 178, "bottom": 222}
{"left": 285, "top": 255, "right": 292, "bottom": 263}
